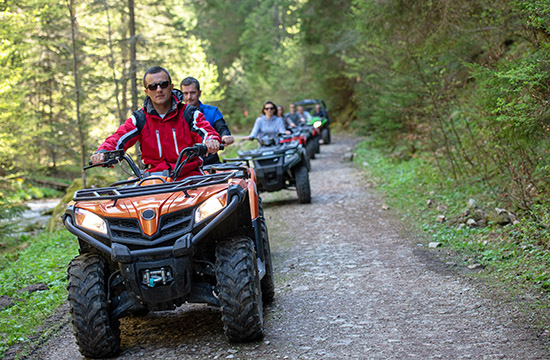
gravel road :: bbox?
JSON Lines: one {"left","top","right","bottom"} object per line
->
{"left": 21, "top": 135, "right": 550, "bottom": 359}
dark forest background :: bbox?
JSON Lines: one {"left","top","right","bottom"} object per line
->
{"left": 2, "top": 0, "right": 550, "bottom": 213}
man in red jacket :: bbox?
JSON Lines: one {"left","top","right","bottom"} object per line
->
{"left": 90, "top": 66, "right": 220, "bottom": 179}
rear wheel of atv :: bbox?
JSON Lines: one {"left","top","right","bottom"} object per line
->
{"left": 306, "top": 140, "right": 316, "bottom": 159}
{"left": 322, "top": 128, "right": 331, "bottom": 144}
{"left": 215, "top": 237, "right": 264, "bottom": 342}
{"left": 295, "top": 165, "right": 311, "bottom": 204}
{"left": 67, "top": 254, "right": 120, "bottom": 358}
{"left": 258, "top": 197, "right": 275, "bottom": 304}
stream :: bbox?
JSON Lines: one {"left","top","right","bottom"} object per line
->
{"left": 6, "top": 199, "right": 60, "bottom": 236}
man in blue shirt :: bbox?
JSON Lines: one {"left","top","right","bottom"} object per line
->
{"left": 180, "top": 77, "right": 234, "bottom": 165}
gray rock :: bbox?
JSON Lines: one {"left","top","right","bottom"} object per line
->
{"left": 342, "top": 153, "right": 355, "bottom": 162}
{"left": 18, "top": 283, "right": 49, "bottom": 294}
{"left": 0, "top": 295, "right": 22, "bottom": 311}
{"left": 471, "top": 209, "right": 486, "bottom": 222}
{"left": 468, "top": 263, "right": 483, "bottom": 270}
{"left": 467, "top": 198, "right": 479, "bottom": 209}
{"left": 429, "top": 242, "right": 442, "bottom": 248}
{"left": 486, "top": 208, "right": 517, "bottom": 226}
{"left": 467, "top": 218, "right": 478, "bottom": 227}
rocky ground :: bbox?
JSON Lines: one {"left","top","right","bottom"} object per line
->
{"left": 16, "top": 135, "right": 550, "bottom": 359}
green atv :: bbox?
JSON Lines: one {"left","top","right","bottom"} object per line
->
{"left": 295, "top": 99, "right": 331, "bottom": 145}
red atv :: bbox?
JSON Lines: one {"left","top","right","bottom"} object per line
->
{"left": 280, "top": 124, "right": 320, "bottom": 159}
{"left": 63, "top": 145, "right": 274, "bottom": 358}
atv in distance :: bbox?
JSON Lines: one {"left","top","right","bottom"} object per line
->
{"left": 228, "top": 136, "right": 311, "bottom": 204}
{"left": 63, "top": 145, "right": 274, "bottom": 358}
{"left": 295, "top": 99, "right": 331, "bottom": 145}
{"left": 282, "top": 123, "right": 320, "bottom": 160}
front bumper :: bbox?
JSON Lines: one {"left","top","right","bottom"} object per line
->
{"left": 64, "top": 194, "right": 240, "bottom": 262}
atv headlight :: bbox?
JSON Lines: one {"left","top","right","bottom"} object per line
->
{"left": 195, "top": 191, "right": 228, "bottom": 224}
{"left": 75, "top": 208, "right": 107, "bottom": 235}
{"left": 284, "top": 150, "right": 297, "bottom": 164}
{"left": 284, "top": 155, "right": 295, "bottom": 164}
{"left": 313, "top": 120, "right": 322, "bottom": 128}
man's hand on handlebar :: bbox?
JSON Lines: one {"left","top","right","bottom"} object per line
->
{"left": 221, "top": 135, "right": 234, "bottom": 145}
{"left": 205, "top": 139, "right": 220, "bottom": 155}
{"left": 90, "top": 152, "right": 105, "bottom": 165}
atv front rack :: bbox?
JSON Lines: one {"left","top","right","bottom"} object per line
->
{"left": 73, "top": 167, "right": 248, "bottom": 202}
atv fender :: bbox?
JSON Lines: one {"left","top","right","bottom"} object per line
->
{"left": 245, "top": 178, "right": 266, "bottom": 278}
{"left": 247, "top": 171, "right": 260, "bottom": 220}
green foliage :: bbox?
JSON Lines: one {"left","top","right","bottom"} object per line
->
{"left": 0, "top": 0, "right": 225, "bottom": 180}
{"left": 3, "top": 0, "right": 550, "bottom": 214}
{"left": 470, "top": 53, "right": 550, "bottom": 141}
{"left": 514, "top": 202, "right": 550, "bottom": 247}
{"left": 0, "top": 230, "right": 78, "bottom": 356}
{"left": 298, "top": 0, "right": 357, "bottom": 114}
{"left": 340, "top": 0, "right": 550, "bottom": 212}
{"left": 514, "top": 0, "right": 550, "bottom": 35}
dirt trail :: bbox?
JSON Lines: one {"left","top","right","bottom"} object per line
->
{"left": 27, "top": 135, "right": 550, "bottom": 359}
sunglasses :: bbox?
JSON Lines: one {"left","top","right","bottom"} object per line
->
{"left": 146, "top": 81, "right": 171, "bottom": 91}
{"left": 264, "top": 107, "right": 275, "bottom": 111}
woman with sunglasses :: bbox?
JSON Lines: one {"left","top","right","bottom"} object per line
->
{"left": 244, "top": 100, "right": 287, "bottom": 140}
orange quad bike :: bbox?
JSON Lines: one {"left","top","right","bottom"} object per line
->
{"left": 63, "top": 144, "right": 274, "bottom": 358}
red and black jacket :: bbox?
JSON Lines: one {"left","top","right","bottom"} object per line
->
{"left": 97, "top": 93, "right": 220, "bottom": 178}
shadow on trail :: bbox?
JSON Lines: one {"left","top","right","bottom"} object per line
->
{"left": 261, "top": 196, "right": 301, "bottom": 209}
{"left": 118, "top": 302, "right": 276, "bottom": 353}
{"left": 119, "top": 305, "right": 225, "bottom": 349}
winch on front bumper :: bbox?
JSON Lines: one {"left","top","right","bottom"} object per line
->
{"left": 119, "top": 255, "right": 192, "bottom": 304}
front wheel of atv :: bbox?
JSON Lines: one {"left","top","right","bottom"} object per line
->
{"left": 67, "top": 254, "right": 120, "bottom": 358}
{"left": 215, "top": 237, "right": 264, "bottom": 342}
{"left": 295, "top": 165, "right": 311, "bottom": 204}
{"left": 321, "top": 128, "right": 331, "bottom": 144}
{"left": 258, "top": 197, "right": 275, "bottom": 303}
{"left": 306, "top": 140, "right": 316, "bottom": 159}
{"left": 314, "top": 137, "right": 321, "bottom": 154}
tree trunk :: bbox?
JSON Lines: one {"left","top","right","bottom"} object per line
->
{"left": 48, "top": 76, "right": 57, "bottom": 170}
{"left": 68, "top": 0, "right": 87, "bottom": 188}
{"left": 129, "top": 0, "right": 137, "bottom": 111}
{"left": 128, "top": 0, "right": 142, "bottom": 166}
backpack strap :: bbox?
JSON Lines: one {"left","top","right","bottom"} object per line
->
{"left": 132, "top": 108, "right": 147, "bottom": 132}
{"left": 172, "top": 88, "right": 184, "bottom": 103}
{"left": 183, "top": 104, "right": 209, "bottom": 140}
{"left": 183, "top": 104, "right": 198, "bottom": 131}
